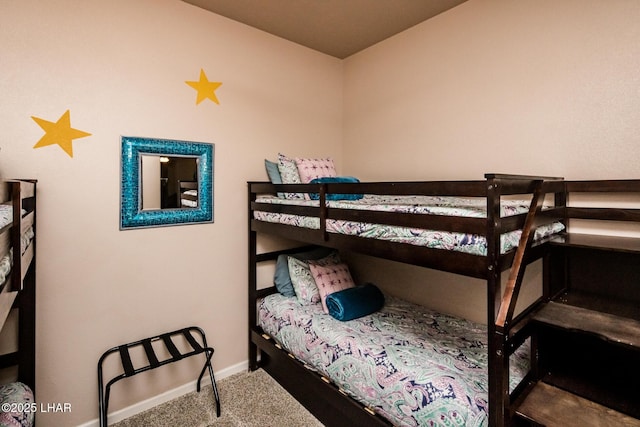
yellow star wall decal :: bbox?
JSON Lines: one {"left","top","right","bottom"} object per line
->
{"left": 186, "top": 69, "right": 222, "bottom": 105}
{"left": 32, "top": 110, "right": 92, "bottom": 158}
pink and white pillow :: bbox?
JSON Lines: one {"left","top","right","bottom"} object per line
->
{"left": 277, "top": 153, "right": 304, "bottom": 200}
{"left": 308, "top": 261, "right": 355, "bottom": 313}
{"left": 288, "top": 251, "right": 341, "bottom": 305}
{"left": 295, "top": 157, "right": 337, "bottom": 184}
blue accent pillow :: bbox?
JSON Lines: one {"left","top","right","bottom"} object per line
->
{"left": 274, "top": 247, "right": 336, "bottom": 297}
{"left": 264, "top": 159, "right": 284, "bottom": 197}
{"left": 325, "top": 283, "right": 385, "bottom": 321}
{"left": 309, "top": 176, "right": 363, "bottom": 201}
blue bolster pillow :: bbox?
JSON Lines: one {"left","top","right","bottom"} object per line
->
{"left": 325, "top": 283, "right": 385, "bottom": 321}
{"left": 309, "top": 176, "right": 363, "bottom": 201}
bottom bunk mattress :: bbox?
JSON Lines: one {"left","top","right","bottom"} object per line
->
{"left": 259, "top": 293, "right": 529, "bottom": 427}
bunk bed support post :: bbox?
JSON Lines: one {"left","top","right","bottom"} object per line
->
{"left": 485, "top": 175, "right": 508, "bottom": 427}
{"left": 248, "top": 183, "right": 259, "bottom": 371}
{"left": 489, "top": 176, "right": 564, "bottom": 426}
{"left": 10, "top": 182, "right": 22, "bottom": 293}
{"left": 18, "top": 181, "right": 36, "bottom": 392}
{"left": 319, "top": 184, "right": 328, "bottom": 241}
{"left": 495, "top": 180, "right": 546, "bottom": 427}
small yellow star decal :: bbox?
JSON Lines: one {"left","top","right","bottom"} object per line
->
{"left": 186, "top": 69, "right": 222, "bottom": 105}
{"left": 32, "top": 110, "right": 91, "bottom": 158}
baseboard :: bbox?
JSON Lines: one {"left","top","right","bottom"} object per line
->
{"left": 76, "top": 360, "right": 248, "bottom": 427}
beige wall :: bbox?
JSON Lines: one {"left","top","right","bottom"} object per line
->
{"left": 344, "top": 0, "right": 640, "bottom": 181}
{"left": 342, "top": 0, "right": 640, "bottom": 321}
{"left": 0, "top": 0, "right": 342, "bottom": 425}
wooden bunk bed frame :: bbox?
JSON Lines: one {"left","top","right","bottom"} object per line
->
{"left": 0, "top": 180, "right": 37, "bottom": 395}
{"left": 249, "top": 175, "right": 640, "bottom": 425}
{"left": 248, "top": 173, "right": 567, "bottom": 427}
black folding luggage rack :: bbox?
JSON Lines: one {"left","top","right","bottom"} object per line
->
{"left": 97, "top": 326, "right": 220, "bottom": 427}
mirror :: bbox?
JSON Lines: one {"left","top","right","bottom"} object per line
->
{"left": 120, "top": 136, "right": 214, "bottom": 229}
{"left": 140, "top": 155, "right": 199, "bottom": 210}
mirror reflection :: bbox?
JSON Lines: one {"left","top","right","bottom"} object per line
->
{"left": 141, "top": 155, "right": 198, "bottom": 210}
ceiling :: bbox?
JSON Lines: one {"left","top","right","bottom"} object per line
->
{"left": 181, "top": 0, "right": 468, "bottom": 59}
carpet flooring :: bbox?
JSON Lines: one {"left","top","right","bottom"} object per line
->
{"left": 111, "top": 369, "right": 324, "bottom": 427}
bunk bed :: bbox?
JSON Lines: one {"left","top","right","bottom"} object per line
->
{"left": 248, "top": 173, "right": 567, "bottom": 427}
{"left": 0, "top": 180, "right": 36, "bottom": 427}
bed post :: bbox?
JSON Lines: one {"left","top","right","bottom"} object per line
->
{"left": 10, "top": 181, "right": 37, "bottom": 393}
{"left": 248, "top": 182, "right": 259, "bottom": 371}
{"left": 485, "top": 175, "right": 507, "bottom": 427}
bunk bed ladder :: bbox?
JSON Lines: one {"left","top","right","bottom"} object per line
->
{"left": 496, "top": 181, "right": 547, "bottom": 330}
{"left": 488, "top": 177, "right": 550, "bottom": 427}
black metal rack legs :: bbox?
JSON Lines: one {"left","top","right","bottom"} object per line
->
{"left": 98, "top": 326, "right": 220, "bottom": 427}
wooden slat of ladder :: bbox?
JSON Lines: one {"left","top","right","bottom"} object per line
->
{"left": 517, "top": 382, "right": 640, "bottom": 427}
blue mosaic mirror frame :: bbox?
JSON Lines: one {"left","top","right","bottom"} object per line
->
{"left": 120, "top": 136, "right": 214, "bottom": 229}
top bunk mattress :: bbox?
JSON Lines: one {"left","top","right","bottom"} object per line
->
{"left": 253, "top": 195, "right": 564, "bottom": 256}
{"left": 259, "top": 293, "right": 530, "bottom": 427}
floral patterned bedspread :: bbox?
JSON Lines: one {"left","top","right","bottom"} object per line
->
{"left": 259, "top": 294, "right": 530, "bottom": 427}
{"left": 0, "top": 382, "right": 34, "bottom": 427}
{"left": 254, "top": 195, "right": 564, "bottom": 256}
{"left": 0, "top": 205, "right": 15, "bottom": 230}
